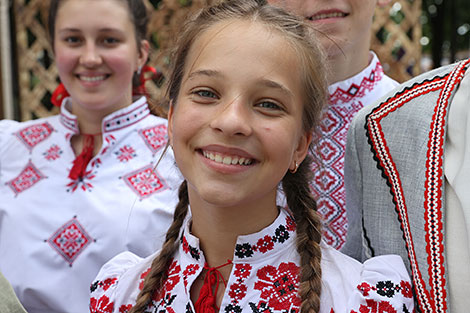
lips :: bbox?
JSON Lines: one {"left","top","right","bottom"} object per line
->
{"left": 202, "top": 150, "right": 254, "bottom": 166}
{"left": 307, "top": 10, "right": 348, "bottom": 21}
{"left": 76, "top": 74, "right": 110, "bottom": 83}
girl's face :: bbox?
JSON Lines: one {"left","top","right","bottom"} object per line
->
{"left": 168, "top": 20, "right": 311, "bottom": 210}
{"left": 53, "top": 0, "right": 148, "bottom": 115}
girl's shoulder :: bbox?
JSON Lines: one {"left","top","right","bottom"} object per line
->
{"left": 320, "top": 242, "right": 414, "bottom": 312}
{"left": 90, "top": 250, "right": 159, "bottom": 313}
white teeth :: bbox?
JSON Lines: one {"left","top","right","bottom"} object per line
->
{"left": 310, "top": 12, "right": 345, "bottom": 21}
{"left": 80, "top": 75, "right": 106, "bottom": 82}
{"left": 202, "top": 150, "right": 253, "bottom": 166}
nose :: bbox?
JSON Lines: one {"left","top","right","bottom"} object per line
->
{"left": 209, "top": 97, "right": 252, "bottom": 137}
{"left": 79, "top": 42, "right": 102, "bottom": 67}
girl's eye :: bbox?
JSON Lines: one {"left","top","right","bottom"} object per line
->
{"left": 256, "top": 101, "right": 282, "bottom": 110}
{"left": 194, "top": 90, "right": 218, "bottom": 99}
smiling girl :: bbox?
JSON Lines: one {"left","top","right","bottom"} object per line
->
{"left": 0, "top": 1, "right": 180, "bottom": 312}
{"left": 90, "top": 1, "right": 413, "bottom": 312}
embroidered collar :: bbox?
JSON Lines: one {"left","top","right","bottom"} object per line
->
{"left": 328, "top": 52, "right": 384, "bottom": 106}
{"left": 179, "top": 207, "right": 297, "bottom": 265}
{"left": 59, "top": 96, "right": 150, "bottom": 134}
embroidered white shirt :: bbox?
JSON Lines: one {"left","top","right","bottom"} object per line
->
{"left": 313, "top": 52, "right": 399, "bottom": 249}
{"left": 0, "top": 97, "right": 182, "bottom": 313}
{"left": 90, "top": 208, "right": 414, "bottom": 313}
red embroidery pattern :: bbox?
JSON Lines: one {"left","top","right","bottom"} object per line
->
{"left": 15, "top": 122, "right": 54, "bottom": 151}
{"left": 312, "top": 62, "right": 385, "bottom": 250}
{"left": 329, "top": 62, "right": 384, "bottom": 106}
{"left": 119, "top": 304, "right": 133, "bottom": 313}
{"left": 365, "top": 59, "right": 470, "bottom": 313}
{"left": 6, "top": 161, "right": 45, "bottom": 195}
{"left": 139, "top": 267, "right": 151, "bottom": 290}
{"left": 224, "top": 263, "right": 252, "bottom": 313}
{"left": 356, "top": 280, "right": 413, "bottom": 299}
{"left": 422, "top": 60, "right": 469, "bottom": 313}
{"left": 351, "top": 299, "right": 397, "bottom": 313}
{"left": 115, "top": 145, "right": 137, "bottom": 162}
{"left": 253, "top": 262, "right": 301, "bottom": 312}
{"left": 47, "top": 217, "right": 92, "bottom": 265}
{"left": 139, "top": 124, "right": 168, "bottom": 154}
{"left": 150, "top": 260, "right": 181, "bottom": 312}
{"left": 90, "top": 295, "right": 114, "bottom": 313}
{"left": 234, "top": 216, "right": 295, "bottom": 259}
{"left": 43, "top": 144, "right": 63, "bottom": 161}
{"left": 122, "top": 165, "right": 167, "bottom": 199}
{"left": 182, "top": 264, "right": 200, "bottom": 288}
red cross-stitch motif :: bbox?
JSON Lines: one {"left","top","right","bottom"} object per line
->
{"left": 15, "top": 122, "right": 54, "bottom": 151}
{"left": 7, "top": 161, "right": 45, "bottom": 195}
{"left": 139, "top": 124, "right": 167, "bottom": 154}
{"left": 122, "top": 165, "right": 167, "bottom": 199}
{"left": 44, "top": 144, "right": 63, "bottom": 161}
{"left": 115, "top": 145, "right": 137, "bottom": 162}
{"left": 254, "top": 262, "right": 301, "bottom": 311}
{"left": 351, "top": 299, "right": 397, "bottom": 313}
{"left": 48, "top": 217, "right": 92, "bottom": 265}
{"left": 90, "top": 295, "right": 114, "bottom": 313}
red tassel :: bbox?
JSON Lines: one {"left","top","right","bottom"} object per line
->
{"left": 51, "top": 83, "right": 70, "bottom": 107}
{"left": 132, "top": 65, "right": 161, "bottom": 98}
{"left": 68, "top": 134, "right": 97, "bottom": 180}
{"left": 194, "top": 260, "right": 231, "bottom": 313}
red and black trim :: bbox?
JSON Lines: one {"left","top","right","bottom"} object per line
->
{"left": 363, "top": 58, "right": 470, "bottom": 313}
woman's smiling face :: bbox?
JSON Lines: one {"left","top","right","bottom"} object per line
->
{"left": 168, "top": 19, "right": 311, "bottom": 210}
{"left": 53, "top": 0, "right": 148, "bottom": 115}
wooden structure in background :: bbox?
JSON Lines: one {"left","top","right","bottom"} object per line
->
{"left": 9, "top": 0, "right": 421, "bottom": 121}
{"left": 372, "top": 0, "right": 422, "bottom": 84}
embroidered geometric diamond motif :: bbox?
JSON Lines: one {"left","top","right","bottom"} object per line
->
{"left": 123, "top": 165, "right": 167, "bottom": 199}
{"left": 48, "top": 218, "right": 91, "bottom": 265}
{"left": 15, "top": 122, "right": 54, "bottom": 151}
{"left": 139, "top": 125, "right": 167, "bottom": 154}
{"left": 7, "top": 161, "right": 45, "bottom": 195}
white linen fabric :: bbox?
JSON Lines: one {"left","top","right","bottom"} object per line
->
{"left": 90, "top": 208, "right": 413, "bottom": 313}
{"left": 444, "top": 68, "right": 470, "bottom": 312}
{"left": 0, "top": 97, "right": 182, "bottom": 313}
{"left": 313, "top": 52, "right": 398, "bottom": 249}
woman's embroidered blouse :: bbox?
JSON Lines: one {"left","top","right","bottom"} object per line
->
{"left": 0, "top": 97, "right": 182, "bottom": 313}
{"left": 90, "top": 208, "right": 414, "bottom": 313}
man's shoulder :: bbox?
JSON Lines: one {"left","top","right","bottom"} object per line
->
{"left": 352, "top": 59, "right": 470, "bottom": 125}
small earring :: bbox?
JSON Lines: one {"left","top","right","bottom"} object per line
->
{"left": 289, "top": 161, "right": 299, "bottom": 174}
{"left": 137, "top": 66, "right": 142, "bottom": 76}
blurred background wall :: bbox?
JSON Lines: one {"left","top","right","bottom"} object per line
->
{"left": 1, "top": 0, "right": 469, "bottom": 121}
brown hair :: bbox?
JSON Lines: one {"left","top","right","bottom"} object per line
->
{"left": 132, "top": 0, "right": 328, "bottom": 312}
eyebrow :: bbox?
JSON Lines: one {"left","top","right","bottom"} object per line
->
{"left": 257, "top": 78, "right": 294, "bottom": 99}
{"left": 57, "top": 28, "right": 125, "bottom": 34}
{"left": 187, "top": 69, "right": 222, "bottom": 80}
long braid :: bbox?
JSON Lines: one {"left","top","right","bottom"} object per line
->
{"left": 282, "top": 154, "right": 322, "bottom": 313}
{"left": 129, "top": 180, "right": 189, "bottom": 313}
